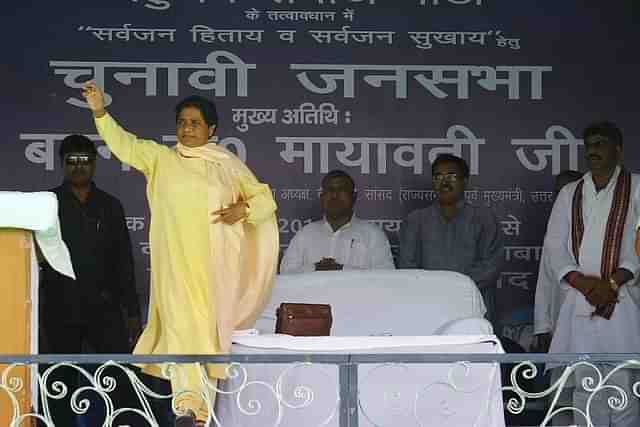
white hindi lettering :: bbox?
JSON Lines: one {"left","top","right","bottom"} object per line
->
{"left": 281, "top": 102, "right": 340, "bottom": 125}
{"left": 139, "top": 0, "right": 377, "bottom": 7}
{"left": 231, "top": 103, "right": 341, "bottom": 132}
{"left": 245, "top": 8, "right": 261, "bottom": 20}
{"left": 78, "top": 24, "right": 176, "bottom": 43}
{"left": 291, "top": 64, "right": 552, "bottom": 100}
{"left": 343, "top": 9, "right": 355, "bottom": 22}
{"left": 504, "top": 246, "right": 542, "bottom": 262}
{"left": 21, "top": 134, "right": 130, "bottom": 171}
{"left": 408, "top": 31, "right": 495, "bottom": 50}
{"left": 277, "top": 30, "right": 297, "bottom": 44}
{"left": 362, "top": 189, "right": 394, "bottom": 201}
{"left": 277, "top": 126, "right": 482, "bottom": 174}
{"left": 399, "top": 189, "right": 437, "bottom": 203}
{"left": 500, "top": 214, "right": 521, "bottom": 236}
{"left": 495, "top": 31, "right": 521, "bottom": 50}
{"left": 498, "top": 272, "right": 533, "bottom": 290}
{"left": 292, "top": 64, "right": 357, "bottom": 97}
{"left": 471, "top": 65, "right": 550, "bottom": 100}
{"left": 78, "top": 26, "right": 114, "bottom": 41}
{"left": 366, "top": 219, "right": 402, "bottom": 233}
{"left": 22, "top": 134, "right": 57, "bottom": 171}
{"left": 399, "top": 189, "right": 523, "bottom": 205}
{"left": 481, "top": 188, "right": 524, "bottom": 205}
{"left": 464, "top": 189, "right": 480, "bottom": 203}
{"left": 190, "top": 25, "right": 264, "bottom": 44}
{"left": 133, "top": 0, "right": 170, "bottom": 11}
{"left": 512, "top": 125, "right": 582, "bottom": 174}
{"left": 139, "top": 242, "right": 151, "bottom": 256}
{"left": 278, "top": 189, "right": 312, "bottom": 201}
{"left": 420, "top": 0, "right": 483, "bottom": 5}
{"left": 265, "top": 10, "right": 337, "bottom": 22}
{"left": 529, "top": 191, "right": 554, "bottom": 204}
{"left": 277, "top": 218, "right": 313, "bottom": 234}
{"left": 125, "top": 216, "right": 146, "bottom": 231}
{"left": 309, "top": 26, "right": 395, "bottom": 45}
{"left": 50, "top": 50, "right": 256, "bottom": 108}
{"left": 219, "top": 137, "right": 247, "bottom": 162}
{"left": 408, "top": 31, "right": 491, "bottom": 49}
{"left": 232, "top": 109, "right": 278, "bottom": 132}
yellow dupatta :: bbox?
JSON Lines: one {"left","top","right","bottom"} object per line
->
{"left": 176, "top": 143, "right": 278, "bottom": 354}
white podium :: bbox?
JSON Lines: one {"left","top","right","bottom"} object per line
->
{"left": 0, "top": 191, "right": 74, "bottom": 425}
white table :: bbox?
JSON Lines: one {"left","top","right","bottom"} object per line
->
{"left": 215, "top": 335, "right": 506, "bottom": 427}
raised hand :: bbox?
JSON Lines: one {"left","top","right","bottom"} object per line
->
{"left": 81, "top": 81, "right": 107, "bottom": 117}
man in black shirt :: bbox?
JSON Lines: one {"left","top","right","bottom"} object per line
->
{"left": 39, "top": 134, "right": 141, "bottom": 426}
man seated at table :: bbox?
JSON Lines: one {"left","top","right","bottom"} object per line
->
{"left": 398, "top": 154, "right": 503, "bottom": 324}
{"left": 280, "top": 170, "right": 395, "bottom": 273}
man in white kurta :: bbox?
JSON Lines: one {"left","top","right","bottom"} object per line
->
{"left": 280, "top": 216, "right": 395, "bottom": 273}
{"left": 544, "top": 122, "right": 640, "bottom": 427}
{"left": 534, "top": 170, "right": 583, "bottom": 347}
{"left": 280, "top": 170, "right": 395, "bottom": 273}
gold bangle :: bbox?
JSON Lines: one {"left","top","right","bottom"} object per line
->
{"left": 609, "top": 277, "right": 620, "bottom": 292}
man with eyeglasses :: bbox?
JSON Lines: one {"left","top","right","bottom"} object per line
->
{"left": 37, "top": 134, "right": 141, "bottom": 426}
{"left": 280, "top": 170, "right": 395, "bottom": 273}
{"left": 398, "top": 153, "right": 503, "bottom": 324}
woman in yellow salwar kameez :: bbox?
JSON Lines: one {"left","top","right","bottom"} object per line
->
{"left": 82, "top": 82, "right": 279, "bottom": 426}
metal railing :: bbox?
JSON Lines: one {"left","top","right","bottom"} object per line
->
{"left": 2, "top": 353, "right": 640, "bottom": 427}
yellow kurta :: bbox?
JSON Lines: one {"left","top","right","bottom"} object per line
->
{"left": 95, "top": 113, "right": 278, "bottom": 418}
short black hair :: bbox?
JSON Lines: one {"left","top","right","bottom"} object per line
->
{"left": 583, "top": 121, "right": 623, "bottom": 146}
{"left": 431, "top": 154, "right": 470, "bottom": 178}
{"left": 321, "top": 170, "right": 355, "bottom": 191}
{"left": 59, "top": 134, "right": 97, "bottom": 160}
{"left": 175, "top": 95, "right": 219, "bottom": 127}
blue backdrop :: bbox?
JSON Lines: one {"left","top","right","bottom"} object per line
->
{"left": 2, "top": 0, "right": 640, "bottom": 349}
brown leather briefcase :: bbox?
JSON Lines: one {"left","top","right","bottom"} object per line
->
{"left": 275, "top": 303, "right": 333, "bottom": 336}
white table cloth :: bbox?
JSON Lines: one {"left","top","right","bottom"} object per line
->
{"left": 256, "top": 270, "right": 487, "bottom": 336}
{"left": 215, "top": 335, "right": 506, "bottom": 427}
{"left": 0, "top": 191, "right": 74, "bottom": 278}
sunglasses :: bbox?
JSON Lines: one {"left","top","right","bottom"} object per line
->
{"left": 65, "top": 154, "right": 95, "bottom": 166}
{"left": 432, "top": 173, "right": 461, "bottom": 183}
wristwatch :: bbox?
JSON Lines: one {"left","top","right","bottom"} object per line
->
{"left": 609, "top": 277, "right": 620, "bottom": 292}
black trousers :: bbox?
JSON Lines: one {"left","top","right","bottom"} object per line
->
{"left": 39, "top": 305, "right": 141, "bottom": 426}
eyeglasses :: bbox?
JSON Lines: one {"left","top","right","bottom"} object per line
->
{"left": 65, "top": 154, "right": 95, "bottom": 166}
{"left": 432, "top": 173, "right": 461, "bottom": 183}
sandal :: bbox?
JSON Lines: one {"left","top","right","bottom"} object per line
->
{"left": 174, "top": 410, "right": 197, "bottom": 427}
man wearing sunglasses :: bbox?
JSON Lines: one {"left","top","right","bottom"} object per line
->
{"left": 38, "top": 134, "right": 141, "bottom": 427}
{"left": 398, "top": 153, "right": 503, "bottom": 325}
